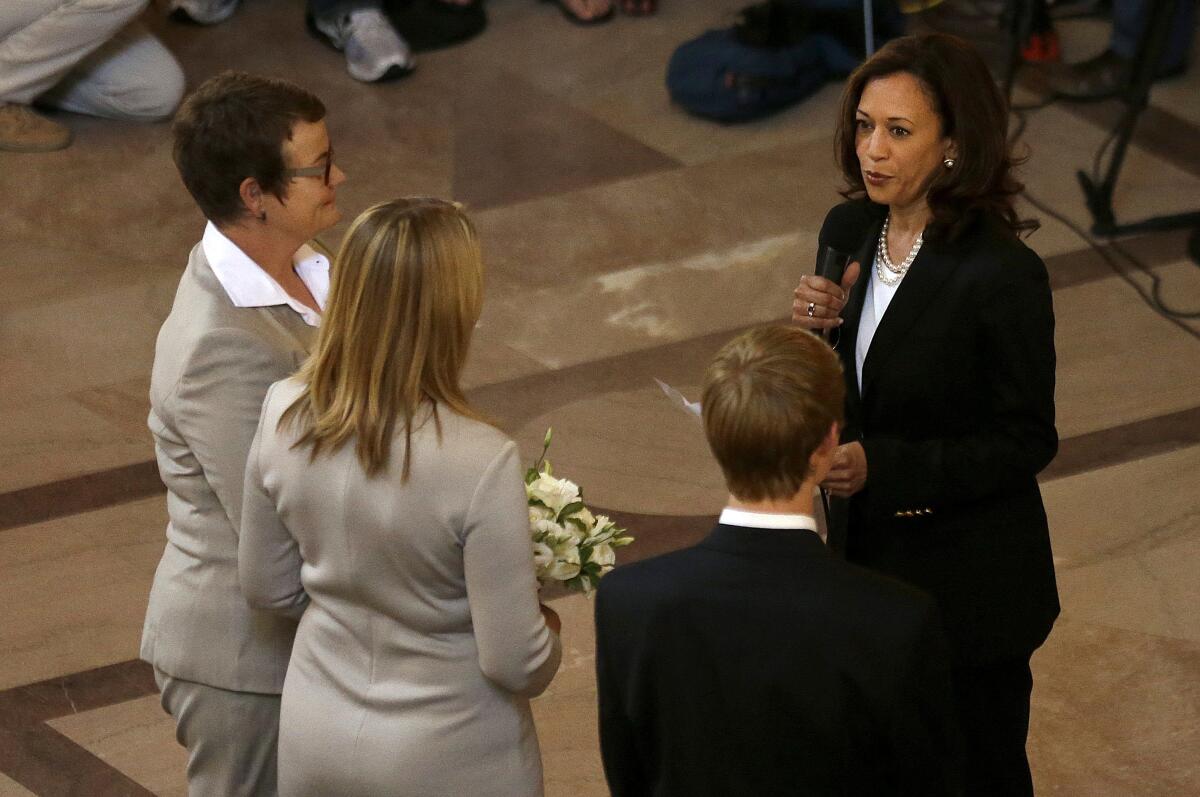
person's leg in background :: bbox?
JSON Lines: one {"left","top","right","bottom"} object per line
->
{"left": 1046, "top": 0, "right": 1194, "bottom": 99}
{"left": 0, "top": 0, "right": 160, "bottom": 151}
{"left": 308, "top": 0, "right": 414, "bottom": 82}
{"left": 39, "top": 21, "right": 184, "bottom": 122}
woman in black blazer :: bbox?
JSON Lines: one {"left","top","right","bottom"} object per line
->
{"left": 792, "top": 34, "right": 1059, "bottom": 796}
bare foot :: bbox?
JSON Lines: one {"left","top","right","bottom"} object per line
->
{"left": 560, "top": 0, "right": 613, "bottom": 22}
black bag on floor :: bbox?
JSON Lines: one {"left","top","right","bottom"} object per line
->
{"left": 385, "top": 0, "right": 487, "bottom": 53}
{"left": 666, "top": 0, "right": 903, "bottom": 123}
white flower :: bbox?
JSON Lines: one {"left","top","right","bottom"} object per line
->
{"left": 533, "top": 518, "right": 565, "bottom": 542}
{"left": 527, "top": 472, "right": 581, "bottom": 515}
{"left": 590, "top": 542, "right": 616, "bottom": 567}
{"left": 529, "top": 505, "right": 555, "bottom": 525}
{"left": 544, "top": 542, "right": 581, "bottom": 581}
{"left": 532, "top": 542, "right": 554, "bottom": 574}
{"left": 571, "top": 506, "right": 596, "bottom": 529}
{"left": 560, "top": 520, "right": 587, "bottom": 546}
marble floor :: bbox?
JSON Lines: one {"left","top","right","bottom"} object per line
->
{"left": 1, "top": 1, "right": 1199, "bottom": 794}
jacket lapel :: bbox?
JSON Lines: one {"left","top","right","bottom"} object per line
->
{"left": 192, "top": 239, "right": 319, "bottom": 361}
{"left": 835, "top": 214, "right": 883, "bottom": 427}
{"left": 259, "top": 304, "right": 317, "bottom": 363}
{"left": 860, "top": 238, "right": 959, "bottom": 400}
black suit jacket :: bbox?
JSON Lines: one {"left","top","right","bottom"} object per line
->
{"left": 594, "top": 523, "right": 963, "bottom": 797}
{"left": 823, "top": 200, "right": 1061, "bottom": 665}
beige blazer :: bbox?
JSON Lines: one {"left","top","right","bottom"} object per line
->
{"left": 141, "top": 241, "right": 317, "bottom": 694}
{"left": 240, "top": 379, "right": 561, "bottom": 797}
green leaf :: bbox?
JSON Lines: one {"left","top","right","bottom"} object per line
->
{"left": 556, "top": 501, "right": 585, "bottom": 522}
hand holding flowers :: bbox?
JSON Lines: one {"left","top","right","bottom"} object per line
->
{"left": 527, "top": 429, "right": 634, "bottom": 594}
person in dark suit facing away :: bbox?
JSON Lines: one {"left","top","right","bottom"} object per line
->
{"left": 594, "top": 325, "right": 962, "bottom": 797}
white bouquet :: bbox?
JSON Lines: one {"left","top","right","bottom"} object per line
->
{"left": 526, "top": 429, "right": 634, "bottom": 594}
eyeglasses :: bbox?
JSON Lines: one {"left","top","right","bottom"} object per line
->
{"left": 283, "top": 148, "right": 334, "bottom": 185}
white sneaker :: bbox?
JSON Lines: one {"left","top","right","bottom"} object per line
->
{"left": 169, "top": 0, "right": 241, "bottom": 25}
{"left": 313, "top": 8, "right": 415, "bottom": 82}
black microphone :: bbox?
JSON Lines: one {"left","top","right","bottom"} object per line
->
{"left": 810, "top": 203, "right": 875, "bottom": 338}
{"left": 816, "top": 246, "right": 853, "bottom": 288}
{"left": 815, "top": 202, "right": 875, "bottom": 284}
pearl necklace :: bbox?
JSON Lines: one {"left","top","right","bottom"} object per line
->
{"left": 875, "top": 214, "right": 923, "bottom": 287}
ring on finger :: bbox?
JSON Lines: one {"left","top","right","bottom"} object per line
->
{"left": 806, "top": 302, "right": 816, "bottom": 317}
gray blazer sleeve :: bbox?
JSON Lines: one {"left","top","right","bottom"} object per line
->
{"left": 172, "top": 326, "right": 288, "bottom": 532}
{"left": 238, "top": 384, "right": 309, "bottom": 619}
{"left": 462, "top": 442, "right": 562, "bottom": 697}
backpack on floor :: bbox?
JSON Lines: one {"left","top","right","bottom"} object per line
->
{"left": 666, "top": 0, "right": 903, "bottom": 123}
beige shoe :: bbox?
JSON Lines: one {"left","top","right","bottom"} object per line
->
{"left": 0, "top": 103, "right": 72, "bottom": 152}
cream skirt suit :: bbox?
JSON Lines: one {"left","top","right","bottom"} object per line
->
{"left": 239, "top": 378, "right": 562, "bottom": 797}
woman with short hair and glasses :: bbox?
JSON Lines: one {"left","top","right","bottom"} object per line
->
{"left": 142, "top": 70, "right": 345, "bottom": 796}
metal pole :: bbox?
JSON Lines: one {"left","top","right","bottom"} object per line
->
{"left": 864, "top": 0, "right": 875, "bottom": 57}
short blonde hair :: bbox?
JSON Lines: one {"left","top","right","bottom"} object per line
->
{"left": 702, "top": 326, "right": 845, "bottom": 501}
{"left": 281, "top": 197, "right": 484, "bottom": 478}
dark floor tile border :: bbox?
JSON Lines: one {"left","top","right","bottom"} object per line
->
{"left": 0, "top": 660, "right": 158, "bottom": 796}
{"left": 0, "top": 231, "right": 1191, "bottom": 536}
{"left": 0, "top": 461, "right": 164, "bottom": 533}
{"left": 1041, "top": 227, "right": 1192, "bottom": 292}
{"left": 1015, "top": 71, "right": 1200, "bottom": 180}
{"left": 1040, "top": 406, "right": 1200, "bottom": 482}
{"left": 1063, "top": 101, "right": 1200, "bottom": 181}
{"left": 0, "top": 508, "right": 713, "bottom": 796}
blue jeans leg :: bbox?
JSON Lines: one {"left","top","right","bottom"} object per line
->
{"left": 1110, "top": 0, "right": 1194, "bottom": 74}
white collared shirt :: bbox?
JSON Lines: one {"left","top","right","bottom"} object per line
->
{"left": 202, "top": 222, "right": 329, "bottom": 327}
{"left": 718, "top": 507, "right": 818, "bottom": 532}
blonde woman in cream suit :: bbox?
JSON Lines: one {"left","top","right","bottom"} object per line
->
{"left": 141, "top": 73, "right": 345, "bottom": 796}
{"left": 239, "top": 198, "right": 562, "bottom": 797}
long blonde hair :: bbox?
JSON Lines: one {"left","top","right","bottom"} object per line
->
{"left": 280, "top": 197, "right": 484, "bottom": 478}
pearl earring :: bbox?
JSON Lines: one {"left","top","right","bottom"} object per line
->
{"left": 943, "top": 158, "right": 956, "bottom": 169}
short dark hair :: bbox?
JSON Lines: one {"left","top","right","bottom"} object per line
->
{"left": 834, "top": 33, "right": 1037, "bottom": 241}
{"left": 172, "top": 71, "right": 326, "bottom": 225}
{"left": 702, "top": 326, "right": 845, "bottom": 502}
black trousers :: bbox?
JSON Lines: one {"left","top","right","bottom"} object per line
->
{"left": 952, "top": 658, "right": 1035, "bottom": 796}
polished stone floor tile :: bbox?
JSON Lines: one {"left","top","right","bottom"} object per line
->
{"left": 0, "top": 499, "right": 164, "bottom": 690}
{"left": 1029, "top": 618, "right": 1200, "bottom": 794}
{"left": 513, "top": 383, "right": 724, "bottom": 516}
{"left": 1046, "top": 444, "right": 1200, "bottom": 642}
{"left": 1052, "top": 262, "right": 1200, "bottom": 439}
{"left": 449, "top": 67, "right": 679, "bottom": 210}
{"left": 2, "top": 0, "right": 1199, "bottom": 792}
{"left": 47, "top": 695, "right": 187, "bottom": 797}
{"left": 0, "top": 773, "right": 35, "bottom": 797}
{"left": 1017, "top": 105, "right": 1200, "bottom": 237}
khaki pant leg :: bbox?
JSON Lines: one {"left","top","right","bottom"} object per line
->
{"left": 155, "top": 668, "right": 282, "bottom": 797}
{"left": 0, "top": 0, "right": 145, "bottom": 105}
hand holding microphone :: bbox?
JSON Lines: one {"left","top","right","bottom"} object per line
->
{"left": 792, "top": 202, "right": 874, "bottom": 335}
{"left": 792, "top": 262, "right": 860, "bottom": 332}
